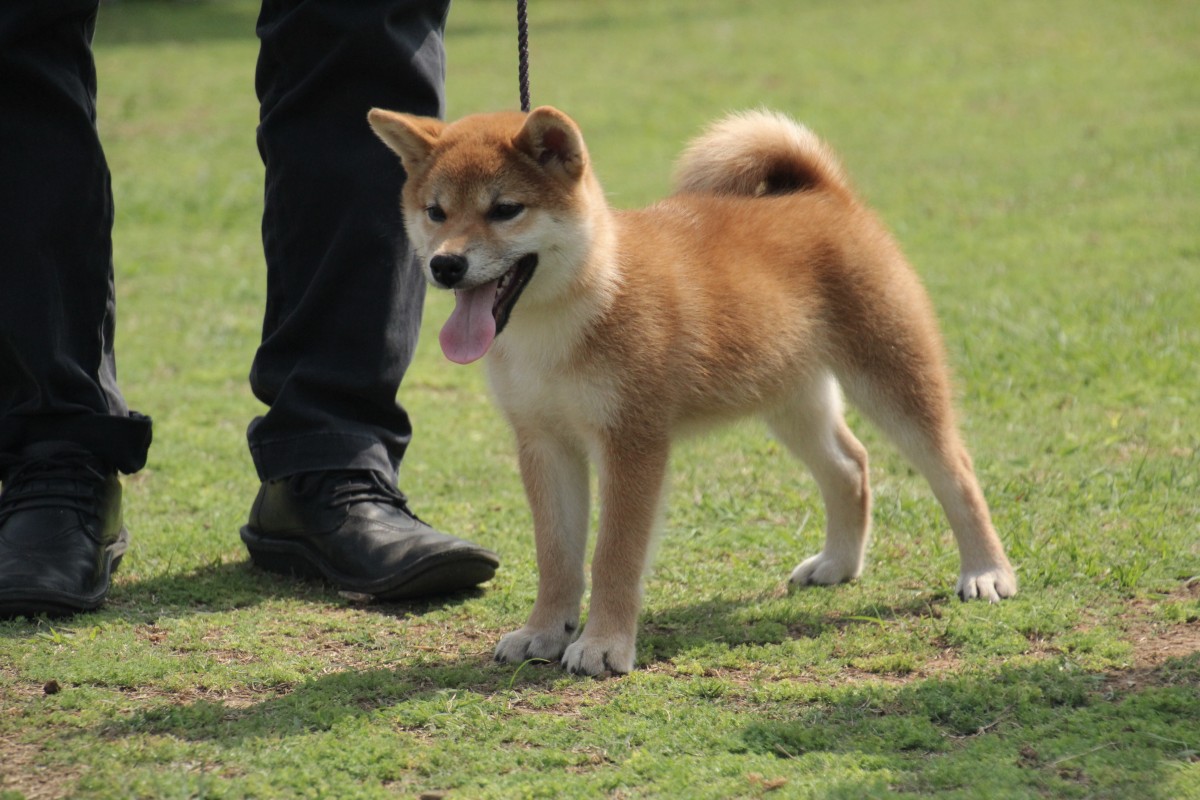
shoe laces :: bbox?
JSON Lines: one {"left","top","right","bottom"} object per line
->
{"left": 0, "top": 450, "right": 109, "bottom": 525}
{"left": 304, "top": 471, "right": 424, "bottom": 522}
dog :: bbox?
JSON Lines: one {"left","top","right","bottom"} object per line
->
{"left": 367, "top": 105, "right": 1017, "bottom": 675}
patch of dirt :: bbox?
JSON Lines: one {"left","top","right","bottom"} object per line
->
{"left": 505, "top": 678, "right": 617, "bottom": 717}
{"left": 0, "top": 737, "right": 83, "bottom": 800}
{"left": 1122, "top": 617, "right": 1200, "bottom": 669}
{"left": 1100, "top": 592, "right": 1200, "bottom": 693}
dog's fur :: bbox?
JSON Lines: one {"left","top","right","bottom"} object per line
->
{"left": 368, "top": 106, "right": 1017, "bottom": 675}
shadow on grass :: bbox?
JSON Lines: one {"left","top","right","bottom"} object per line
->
{"left": 111, "top": 558, "right": 487, "bottom": 619}
{"left": 98, "top": 651, "right": 569, "bottom": 744}
{"left": 740, "top": 654, "right": 1200, "bottom": 796}
{"left": 65, "top": 565, "right": 1200, "bottom": 795}
{"left": 637, "top": 590, "right": 952, "bottom": 666}
{"left": 0, "top": 559, "right": 486, "bottom": 637}
{"left": 95, "top": 648, "right": 1200, "bottom": 797}
{"left": 0, "top": 561, "right": 264, "bottom": 638}
{"left": 90, "top": 590, "right": 975, "bottom": 747}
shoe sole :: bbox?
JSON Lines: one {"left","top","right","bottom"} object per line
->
{"left": 0, "top": 527, "right": 129, "bottom": 619}
{"left": 239, "top": 526, "right": 498, "bottom": 601}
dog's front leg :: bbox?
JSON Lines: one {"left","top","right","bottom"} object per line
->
{"left": 495, "top": 429, "right": 591, "bottom": 665}
{"left": 562, "top": 432, "right": 669, "bottom": 676}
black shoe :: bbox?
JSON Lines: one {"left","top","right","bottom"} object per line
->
{"left": 240, "top": 470, "right": 499, "bottom": 600}
{"left": 0, "top": 442, "right": 128, "bottom": 619}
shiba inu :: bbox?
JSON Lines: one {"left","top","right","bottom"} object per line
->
{"left": 367, "top": 106, "right": 1017, "bottom": 675}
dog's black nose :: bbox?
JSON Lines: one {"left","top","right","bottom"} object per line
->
{"left": 430, "top": 254, "right": 469, "bottom": 287}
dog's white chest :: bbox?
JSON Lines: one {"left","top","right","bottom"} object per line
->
{"left": 487, "top": 353, "right": 617, "bottom": 435}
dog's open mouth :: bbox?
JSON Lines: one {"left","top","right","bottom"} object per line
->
{"left": 493, "top": 253, "right": 538, "bottom": 335}
{"left": 438, "top": 253, "right": 538, "bottom": 365}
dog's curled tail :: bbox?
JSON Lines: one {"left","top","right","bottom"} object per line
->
{"left": 673, "top": 110, "right": 849, "bottom": 199}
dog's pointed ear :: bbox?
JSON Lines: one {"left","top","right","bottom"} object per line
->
{"left": 513, "top": 106, "right": 587, "bottom": 182}
{"left": 367, "top": 108, "right": 444, "bottom": 170}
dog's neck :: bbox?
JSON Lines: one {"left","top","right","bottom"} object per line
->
{"left": 489, "top": 195, "right": 620, "bottom": 372}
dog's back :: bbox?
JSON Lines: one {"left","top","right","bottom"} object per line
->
{"left": 594, "top": 112, "right": 932, "bottom": 431}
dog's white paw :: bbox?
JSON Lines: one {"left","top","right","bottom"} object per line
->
{"left": 494, "top": 625, "right": 574, "bottom": 665}
{"left": 956, "top": 566, "right": 1018, "bottom": 603}
{"left": 788, "top": 552, "right": 860, "bottom": 587}
{"left": 561, "top": 634, "right": 635, "bottom": 676}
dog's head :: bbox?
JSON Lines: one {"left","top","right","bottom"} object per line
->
{"left": 368, "top": 106, "right": 593, "bottom": 364}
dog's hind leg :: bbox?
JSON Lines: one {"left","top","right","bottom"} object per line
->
{"left": 495, "top": 428, "right": 591, "bottom": 665}
{"left": 837, "top": 355, "right": 1017, "bottom": 602}
{"left": 765, "top": 372, "right": 873, "bottom": 588}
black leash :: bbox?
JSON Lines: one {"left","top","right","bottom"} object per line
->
{"left": 516, "top": 0, "right": 531, "bottom": 112}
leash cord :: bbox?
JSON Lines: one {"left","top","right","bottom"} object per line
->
{"left": 517, "top": 0, "right": 530, "bottom": 112}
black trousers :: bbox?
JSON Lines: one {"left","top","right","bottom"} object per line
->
{"left": 0, "top": 0, "right": 448, "bottom": 481}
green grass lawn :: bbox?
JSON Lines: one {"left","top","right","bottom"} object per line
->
{"left": 3, "top": 1, "right": 1198, "bottom": 797}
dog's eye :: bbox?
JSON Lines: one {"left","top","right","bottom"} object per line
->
{"left": 488, "top": 202, "right": 525, "bottom": 222}
{"left": 426, "top": 205, "right": 447, "bottom": 223}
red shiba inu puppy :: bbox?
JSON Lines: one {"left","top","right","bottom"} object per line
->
{"left": 368, "top": 106, "right": 1016, "bottom": 675}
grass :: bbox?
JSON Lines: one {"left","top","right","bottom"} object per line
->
{"left": 2, "top": 0, "right": 1198, "bottom": 797}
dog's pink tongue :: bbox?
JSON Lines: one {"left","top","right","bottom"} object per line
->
{"left": 439, "top": 281, "right": 499, "bottom": 364}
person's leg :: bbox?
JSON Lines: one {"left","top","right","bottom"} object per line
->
{"left": 242, "top": 0, "right": 498, "bottom": 598}
{"left": 0, "top": 1, "right": 149, "bottom": 618}
{"left": 248, "top": 0, "right": 446, "bottom": 479}
{"left": 0, "top": 1, "right": 151, "bottom": 470}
